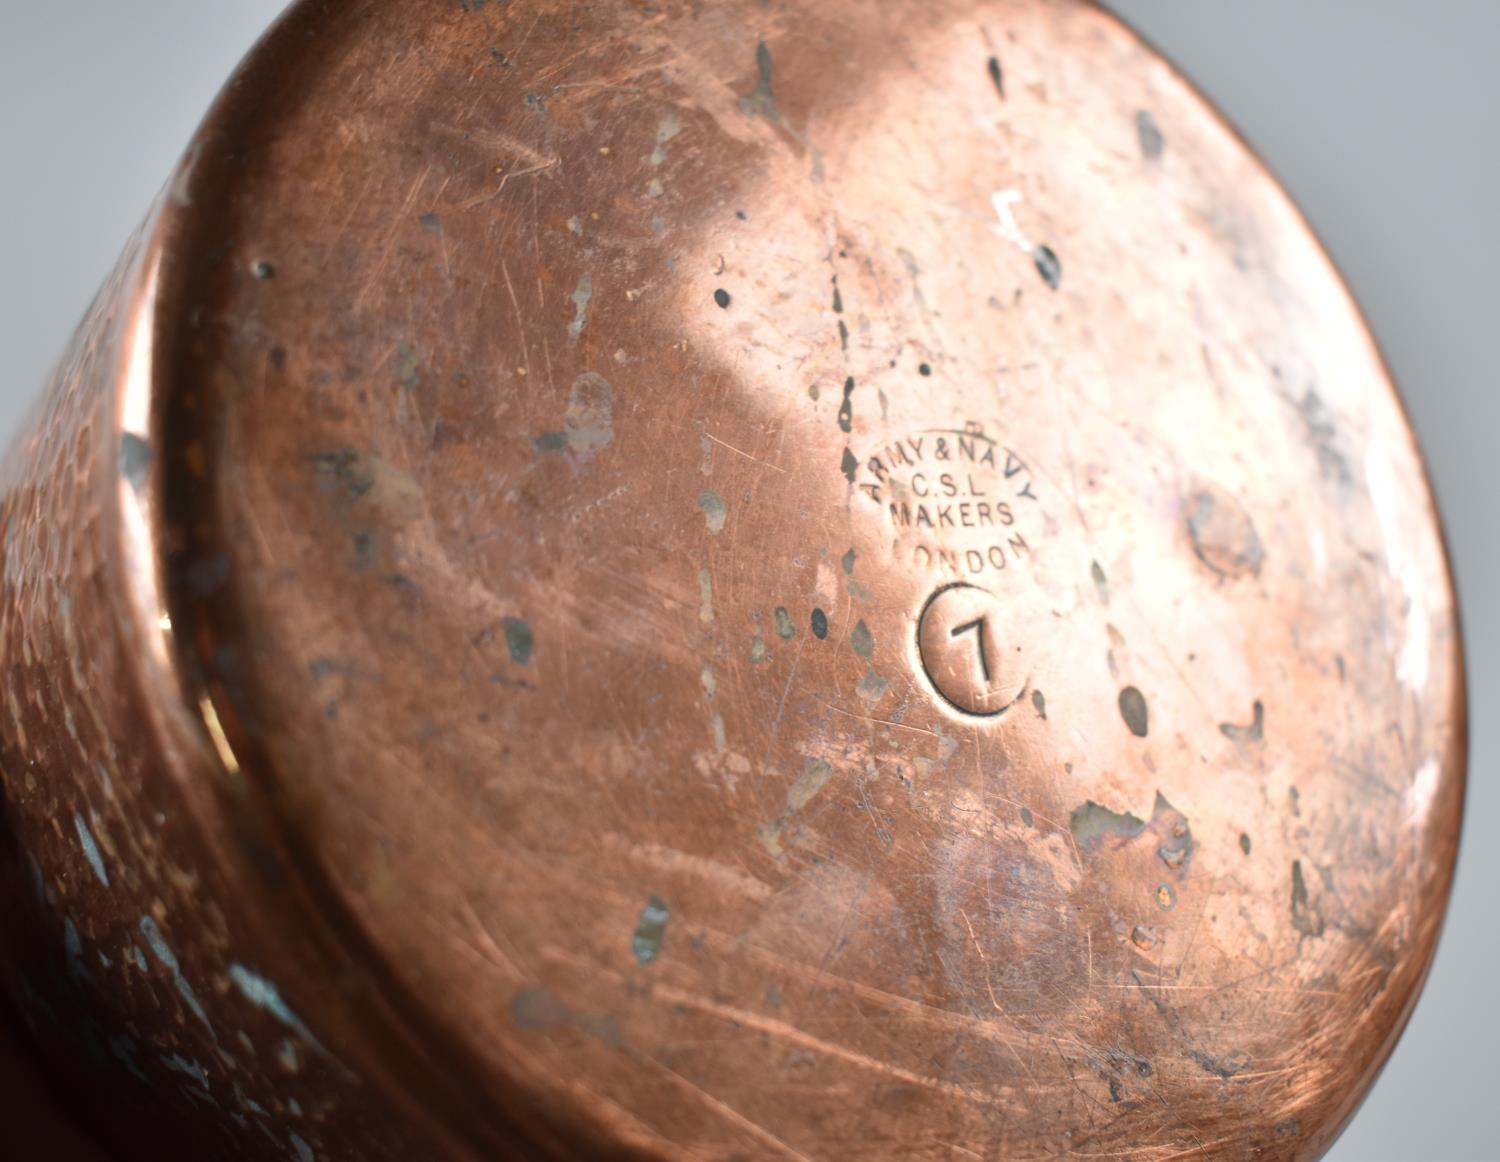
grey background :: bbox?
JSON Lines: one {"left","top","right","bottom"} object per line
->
{"left": 0, "top": 1, "right": 1493, "bottom": 1158}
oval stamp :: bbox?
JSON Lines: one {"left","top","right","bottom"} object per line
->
{"left": 855, "top": 421, "right": 1041, "bottom": 579}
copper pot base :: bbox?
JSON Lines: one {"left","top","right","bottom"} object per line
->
{"left": 0, "top": 2, "right": 1464, "bottom": 1159}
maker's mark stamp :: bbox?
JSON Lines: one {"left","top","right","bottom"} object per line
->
{"left": 855, "top": 421, "right": 1040, "bottom": 579}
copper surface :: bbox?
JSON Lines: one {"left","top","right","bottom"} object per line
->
{"left": 0, "top": 1, "right": 1465, "bottom": 1160}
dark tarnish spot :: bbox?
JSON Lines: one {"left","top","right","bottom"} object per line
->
{"left": 838, "top": 377, "right": 855, "bottom": 433}
{"left": 562, "top": 372, "right": 615, "bottom": 463}
{"left": 1031, "top": 689, "right": 1047, "bottom": 720}
{"left": 512, "top": 987, "right": 571, "bottom": 1030}
{"left": 1131, "top": 969, "right": 1171, "bottom": 1019}
{"left": 841, "top": 549, "right": 857, "bottom": 575}
{"left": 775, "top": 607, "right": 797, "bottom": 639}
{"left": 840, "top": 447, "right": 859, "bottom": 483}
{"left": 918, "top": 362, "right": 932, "bottom": 377}
{"left": 353, "top": 531, "right": 376, "bottom": 570}
{"left": 503, "top": 617, "right": 534, "bottom": 665}
{"left": 1291, "top": 860, "right": 1324, "bottom": 937}
{"left": 632, "top": 896, "right": 670, "bottom": 966}
{"left": 1239, "top": 832, "right": 1252, "bottom": 856}
{"left": 572, "top": 1012, "right": 626, "bottom": 1049}
{"left": 850, "top": 619, "right": 874, "bottom": 659}
{"left": 811, "top": 607, "right": 829, "bottom": 639}
{"left": 1124, "top": 1052, "right": 1154, "bottom": 1079}
{"left": 120, "top": 433, "right": 153, "bottom": 493}
{"left": 419, "top": 212, "right": 442, "bottom": 231}
{"left": 1091, "top": 560, "right": 1109, "bottom": 605}
{"left": 395, "top": 342, "right": 421, "bottom": 391}
{"left": 1219, "top": 700, "right": 1265, "bottom": 744}
{"left": 1135, "top": 109, "right": 1164, "bottom": 160}
{"left": 736, "top": 37, "right": 824, "bottom": 177}
{"left": 1118, "top": 686, "right": 1149, "bottom": 738}
{"left": 1153, "top": 794, "right": 1193, "bottom": 871}
{"left": 987, "top": 55, "right": 1005, "bottom": 99}
{"left": 1072, "top": 792, "right": 1193, "bottom": 872}
{"left": 1032, "top": 245, "right": 1062, "bottom": 290}
{"left": 1186, "top": 486, "right": 1264, "bottom": 579}
{"left": 309, "top": 658, "right": 353, "bottom": 682}
{"left": 311, "top": 448, "right": 375, "bottom": 497}
{"left": 533, "top": 431, "right": 567, "bottom": 452}
{"left": 1189, "top": 1048, "right": 1251, "bottom": 1080}
{"left": 714, "top": 288, "right": 732, "bottom": 309}
{"left": 752, "top": 39, "right": 775, "bottom": 105}
{"left": 1300, "top": 389, "right": 1352, "bottom": 484}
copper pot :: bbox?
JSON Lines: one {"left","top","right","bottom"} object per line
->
{"left": 0, "top": 1, "right": 1464, "bottom": 1159}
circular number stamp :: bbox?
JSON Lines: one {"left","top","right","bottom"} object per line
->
{"left": 916, "top": 583, "right": 1027, "bottom": 717}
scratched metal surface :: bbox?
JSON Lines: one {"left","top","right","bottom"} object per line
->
{"left": 157, "top": 0, "right": 1464, "bottom": 1155}
{"left": 0, "top": 1, "right": 1487, "bottom": 1160}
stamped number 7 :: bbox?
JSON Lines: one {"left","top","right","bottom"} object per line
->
{"left": 950, "top": 617, "right": 993, "bottom": 683}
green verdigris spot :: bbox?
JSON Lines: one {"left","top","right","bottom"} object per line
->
{"left": 503, "top": 617, "right": 534, "bottom": 665}
{"left": 774, "top": 607, "right": 797, "bottom": 640}
{"left": 568, "top": 272, "right": 594, "bottom": 344}
{"left": 511, "top": 987, "right": 624, "bottom": 1048}
{"left": 699, "top": 490, "right": 728, "bottom": 534}
{"left": 785, "top": 757, "right": 833, "bottom": 813}
{"left": 856, "top": 671, "right": 889, "bottom": 705}
{"left": 1070, "top": 801, "right": 1146, "bottom": 850}
{"left": 632, "top": 896, "right": 670, "bottom": 966}
{"left": 698, "top": 569, "right": 715, "bottom": 623}
{"left": 758, "top": 756, "right": 835, "bottom": 859}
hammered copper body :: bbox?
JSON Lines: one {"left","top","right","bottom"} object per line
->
{"left": 0, "top": 2, "right": 1465, "bottom": 1160}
